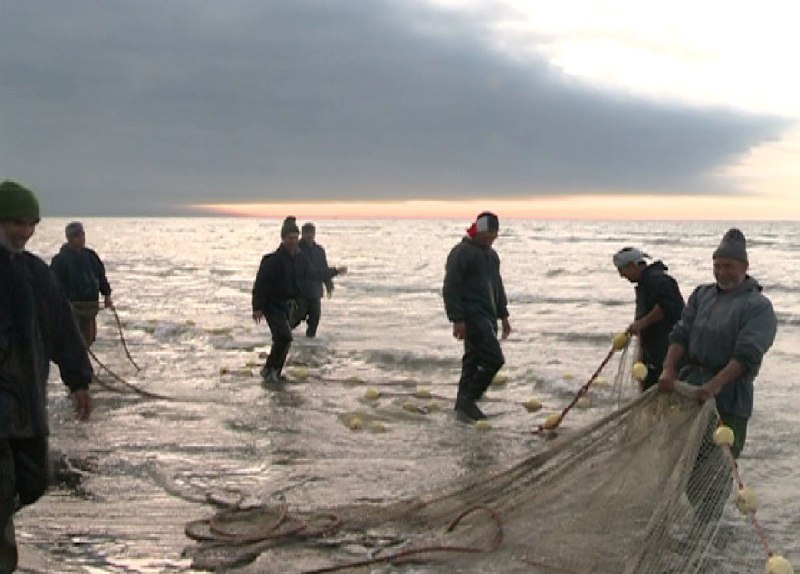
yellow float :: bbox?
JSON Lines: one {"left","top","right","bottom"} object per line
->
{"left": 612, "top": 332, "right": 630, "bottom": 351}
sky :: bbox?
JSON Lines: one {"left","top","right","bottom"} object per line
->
{"left": 1, "top": 0, "right": 798, "bottom": 219}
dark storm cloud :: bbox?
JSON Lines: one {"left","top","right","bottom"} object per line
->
{"left": 0, "top": 0, "right": 790, "bottom": 215}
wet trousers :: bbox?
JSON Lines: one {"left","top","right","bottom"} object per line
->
{"left": 70, "top": 301, "right": 99, "bottom": 349}
{"left": 289, "top": 298, "right": 322, "bottom": 337}
{"left": 0, "top": 437, "right": 49, "bottom": 574}
{"left": 303, "top": 297, "right": 322, "bottom": 338}
{"left": 265, "top": 314, "right": 293, "bottom": 375}
{"left": 457, "top": 322, "right": 505, "bottom": 405}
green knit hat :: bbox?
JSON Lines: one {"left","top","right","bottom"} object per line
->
{"left": 0, "top": 180, "right": 40, "bottom": 221}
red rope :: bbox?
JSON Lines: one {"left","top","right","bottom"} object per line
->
{"left": 533, "top": 345, "right": 618, "bottom": 434}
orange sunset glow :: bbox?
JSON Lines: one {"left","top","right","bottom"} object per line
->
{"left": 193, "top": 193, "right": 800, "bottom": 221}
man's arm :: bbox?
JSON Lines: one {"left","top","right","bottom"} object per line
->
{"left": 442, "top": 246, "right": 466, "bottom": 327}
{"left": 95, "top": 252, "right": 113, "bottom": 307}
{"left": 252, "top": 254, "right": 273, "bottom": 322}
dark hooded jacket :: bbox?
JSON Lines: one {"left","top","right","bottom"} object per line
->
{"left": 298, "top": 239, "right": 337, "bottom": 299}
{"left": 670, "top": 276, "right": 777, "bottom": 418}
{"left": 634, "top": 261, "right": 684, "bottom": 367}
{"left": 50, "top": 244, "right": 111, "bottom": 302}
{"left": 0, "top": 246, "right": 93, "bottom": 437}
{"left": 442, "top": 237, "right": 509, "bottom": 328}
{"left": 252, "top": 244, "right": 333, "bottom": 317}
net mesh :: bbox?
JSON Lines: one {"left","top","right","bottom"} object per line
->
{"left": 183, "top": 355, "right": 775, "bottom": 574}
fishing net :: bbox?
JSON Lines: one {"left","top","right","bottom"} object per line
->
{"left": 183, "top": 337, "right": 783, "bottom": 574}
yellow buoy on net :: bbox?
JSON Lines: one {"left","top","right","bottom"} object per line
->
{"left": 426, "top": 400, "right": 440, "bottom": 412}
{"left": 475, "top": 420, "right": 492, "bottom": 430}
{"left": 612, "top": 332, "right": 630, "bottom": 351}
{"left": 713, "top": 425, "right": 735, "bottom": 447}
{"left": 402, "top": 401, "right": 418, "bottom": 413}
{"left": 364, "top": 388, "right": 381, "bottom": 400}
{"left": 576, "top": 396, "right": 592, "bottom": 409}
{"left": 369, "top": 421, "right": 387, "bottom": 433}
{"left": 524, "top": 398, "right": 542, "bottom": 412}
{"left": 543, "top": 412, "right": 562, "bottom": 430}
{"left": 492, "top": 373, "right": 509, "bottom": 386}
{"left": 348, "top": 417, "right": 364, "bottom": 431}
{"left": 289, "top": 366, "right": 309, "bottom": 379}
{"left": 632, "top": 362, "right": 648, "bottom": 381}
{"left": 765, "top": 555, "right": 794, "bottom": 574}
{"left": 735, "top": 486, "right": 759, "bottom": 515}
{"left": 414, "top": 387, "right": 432, "bottom": 399}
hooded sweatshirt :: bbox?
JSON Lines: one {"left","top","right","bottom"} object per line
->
{"left": 670, "top": 276, "right": 777, "bottom": 418}
{"left": 634, "top": 261, "right": 684, "bottom": 366}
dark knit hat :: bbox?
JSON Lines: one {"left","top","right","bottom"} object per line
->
{"left": 301, "top": 221, "right": 315, "bottom": 232}
{"left": 0, "top": 180, "right": 40, "bottom": 221}
{"left": 281, "top": 216, "right": 300, "bottom": 238}
{"left": 713, "top": 228, "right": 748, "bottom": 263}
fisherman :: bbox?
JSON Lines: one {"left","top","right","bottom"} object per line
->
{"left": 0, "top": 181, "right": 93, "bottom": 573}
{"left": 613, "top": 247, "right": 684, "bottom": 391}
{"left": 295, "top": 222, "right": 347, "bottom": 338}
{"left": 443, "top": 211, "right": 511, "bottom": 421}
{"left": 252, "top": 217, "right": 343, "bottom": 383}
{"left": 51, "top": 221, "right": 113, "bottom": 348}
{"left": 659, "top": 228, "right": 777, "bottom": 458}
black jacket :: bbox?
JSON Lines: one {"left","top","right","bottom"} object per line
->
{"left": 252, "top": 244, "right": 333, "bottom": 316}
{"left": 443, "top": 237, "right": 509, "bottom": 327}
{"left": 1, "top": 247, "right": 93, "bottom": 437}
{"left": 51, "top": 244, "right": 111, "bottom": 302}
{"left": 298, "top": 239, "right": 336, "bottom": 299}
{"left": 635, "top": 261, "right": 684, "bottom": 364}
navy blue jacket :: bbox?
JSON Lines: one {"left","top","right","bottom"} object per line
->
{"left": 1, "top": 247, "right": 93, "bottom": 437}
{"left": 252, "top": 244, "right": 333, "bottom": 317}
{"left": 51, "top": 244, "right": 111, "bottom": 302}
{"left": 634, "top": 261, "right": 684, "bottom": 367}
{"left": 298, "top": 239, "right": 337, "bottom": 299}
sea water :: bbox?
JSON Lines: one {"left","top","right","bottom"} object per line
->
{"left": 14, "top": 218, "right": 800, "bottom": 572}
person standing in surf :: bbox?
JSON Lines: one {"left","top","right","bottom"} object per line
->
{"left": 50, "top": 221, "right": 113, "bottom": 349}
{"left": 0, "top": 181, "right": 94, "bottom": 573}
{"left": 294, "top": 222, "right": 347, "bottom": 338}
{"left": 443, "top": 211, "right": 511, "bottom": 421}
{"left": 252, "top": 217, "right": 343, "bottom": 383}
{"left": 659, "top": 228, "right": 777, "bottom": 458}
{"left": 613, "top": 247, "right": 684, "bottom": 391}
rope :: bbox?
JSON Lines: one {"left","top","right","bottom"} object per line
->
{"left": 293, "top": 504, "right": 503, "bottom": 574}
{"left": 533, "top": 342, "right": 620, "bottom": 434}
{"left": 717, "top": 423, "right": 775, "bottom": 558}
{"left": 109, "top": 305, "right": 142, "bottom": 371}
{"left": 88, "top": 348, "right": 172, "bottom": 400}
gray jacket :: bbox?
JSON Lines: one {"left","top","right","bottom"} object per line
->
{"left": 670, "top": 276, "right": 777, "bottom": 418}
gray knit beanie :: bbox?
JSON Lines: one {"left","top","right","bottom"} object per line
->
{"left": 712, "top": 228, "right": 748, "bottom": 263}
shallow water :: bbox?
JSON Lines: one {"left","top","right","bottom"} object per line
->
{"left": 14, "top": 218, "right": 800, "bottom": 572}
